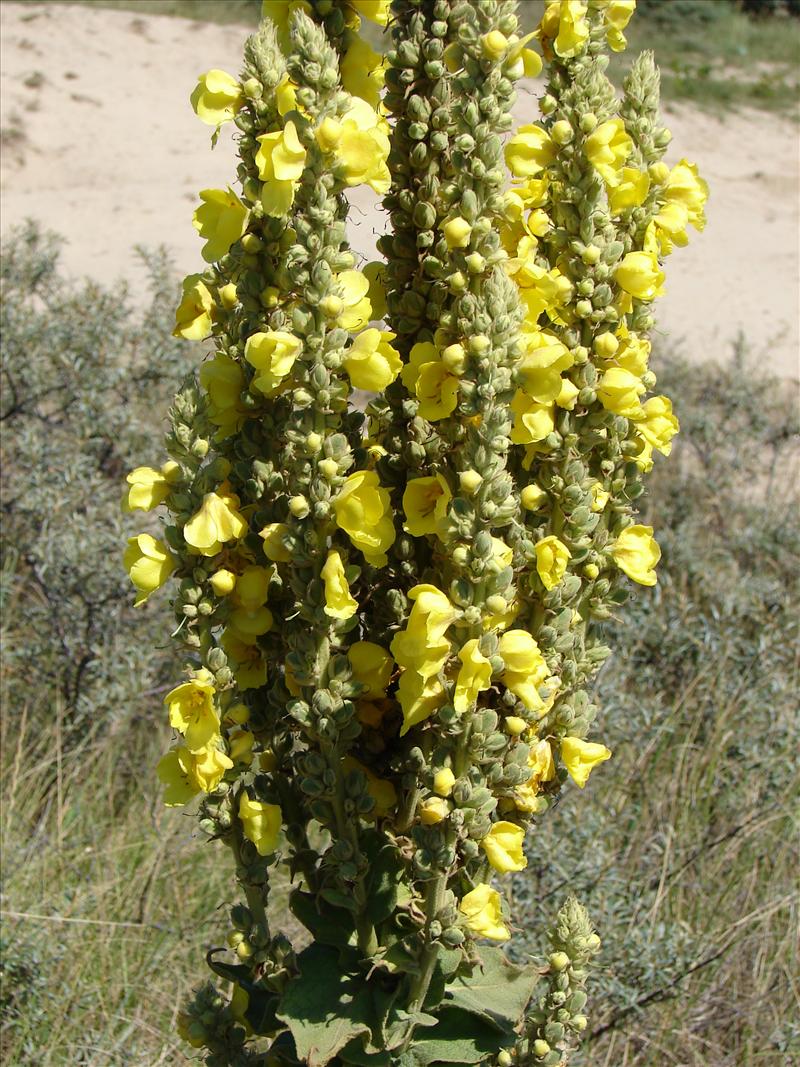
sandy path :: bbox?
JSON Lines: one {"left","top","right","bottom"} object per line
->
{"left": 1, "top": 2, "right": 798, "bottom": 377}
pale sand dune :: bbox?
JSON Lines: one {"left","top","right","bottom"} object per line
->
{"left": 1, "top": 1, "right": 798, "bottom": 376}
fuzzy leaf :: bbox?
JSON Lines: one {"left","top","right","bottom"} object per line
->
{"left": 289, "top": 888, "right": 355, "bottom": 948}
{"left": 276, "top": 943, "right": 374, "bottom": 1066}
{"left": 410, "top": 1007, "right": 514, "bottom": 1065}
{"left": 443, "top": 947, "right": 540, "bottom": 1029}
{"left": 362, "top": 830, "right": 403, "bottom": 923}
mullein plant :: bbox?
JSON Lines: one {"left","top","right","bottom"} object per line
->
{"left": 123, "top": 0, "right": 707, "bottom": 1063}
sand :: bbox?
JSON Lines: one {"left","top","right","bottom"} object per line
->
{"left": 1, "top": 1, "right": 798, "bottom": 377}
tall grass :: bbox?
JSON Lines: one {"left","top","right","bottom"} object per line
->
{"left": 1, "top": 227, "right": 798, "bottom": 1064}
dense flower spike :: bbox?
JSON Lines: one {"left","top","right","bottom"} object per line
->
{"left": 124, "top": 0, "right": 706, "bottom": 1061}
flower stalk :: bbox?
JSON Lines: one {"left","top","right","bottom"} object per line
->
{"left": 124, "top": 0, "right": 707, "bottom": 1062}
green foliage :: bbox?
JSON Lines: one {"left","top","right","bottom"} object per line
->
{"left": 0, "top": 222, "right": 189, "bottom": 743}
{"left": 511, "top": 345, "right": 800, "bottom": 1065}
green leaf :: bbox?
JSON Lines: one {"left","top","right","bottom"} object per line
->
{"left": 410, "top": 1007, "right": 513, "bottom": 1065}
{"left": 205, "top": 948, "right": 251, "bottom": 986}
{"left": 362, "top": 829, "right": 404, "bottom": 924}
{"left": 319, "top": 887, "right": 359, "bottom": 913}
{"left": 339, "top": 1040, "right": 393, "bottom": 1066}
{"left": 243, "top": 985, "right": 280, "bottom": 1035}
{"left": 276, "top": 943, "right": 373, "bottom": 1067}
{"left": 289, "top": 888, "right": 355, "bottom": 948}
{"left": 443, "top": 947, "right": 540, "bottom": 1030}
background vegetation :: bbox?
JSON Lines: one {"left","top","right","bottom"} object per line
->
{"left": 1, "top": 208, "right": 798, "bottom": 1067}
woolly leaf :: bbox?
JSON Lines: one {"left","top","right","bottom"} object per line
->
{"left": 410, "top": 1007, "right": 514, "bottom": 1064}
{"left": 443, "top": 946, "right": 541, "bottom": 1029}
{"left": 276, "top": 943, "right": 374, "bottom": 1066}
{"left": 289, "top": 888, "right": 355, "bottom": 948}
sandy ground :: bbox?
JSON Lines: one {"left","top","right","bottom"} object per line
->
{"left": 1, "top": 1, "right": 798, "bottom": 377}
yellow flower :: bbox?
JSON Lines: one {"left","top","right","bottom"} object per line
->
{"left": 481, "top": 821, "right": 527, "bottom": 873}
{"left": 459, "top": 884, "right": 509, "bottom": 942}
{"left": 521, "top": 483, "right": 547, "bottom": 511}
{"left": 341, "top": 35, "right": 385, "bottom": 109}
{"left": 232, "top": 565, "right": 271, "bottom": 609}
{"left": 535, "top": 535, "right": 571, "bottom": 591}
{"left": 453, "top": 639, "right": 492, "bottom": 714}
{"left": 363, "top": 260, "right": 387, "bottom": 321}
{"left": 611, "top": 524, "right": 661, "bottom": 586}
{"left": 608, "top": 167, "right": 650, "bottom": 214}
{"left": 190, "top": 69, "right": 243, "bottom": 126}
{"left": 513, "top": 739, "right": 556, "bottom": 812}
{"left": 157, "top": 747, "right": 201, "bottom": 807}
{"left": 351, "top": 0, "right": 390, "bottom": 23}
{"left": 505, "top": 31, "right": 543, "bottom": 78}
{"left": 419, "top": 796, "right": 449, "bottom": 825}
{"left": 632, "top": 395, "right": 679, "bottom": 462}
{"left": 184, "top": 488, "right": 247, "bottom": 556}
{"left": 173, "top": 274, "right": 216, "bottom": 340}
{"left": 229, "top": 727, "right": 255, "bottom": 765}
{"left": 122, "top": 461, "right": 179, "bottom": 512}
{"left": 585, "top": 118, "right": 632, "bottom": 187}
{"left": 348, "top": 641, "right": 393, "bottom": 698}
{"left": 275, "top": 73, "right": 298, "bottom": 116}
{"left": 191, "top": 741, "right": 234, "bottom": 793}
{"left": 518, "top": 266, "right": 573, "bottom": 325}
{"left": 498, "top": 629, "right": 549, "bottom": 712}
{"left": 192, "top": 188, "right": 249, "bottom": 263}
{"left": 598, "top": 0, "right": 636, "bottom": 51}
{"left": 221, "top": 629, "right": 268, "bottom": 689}
{"left": 321, "top": 549, "right": 358, "bottom": 620}
{"left": 590, "top": 483, "right": 610, "bottom": 512}
{"left": 238, "top": 793, "right": 282, "bottom": 855}
{"left": 615, "top": 251, "right": 665, "bottom": 301}
{"left": 200, "top": 353, "right": 247, "bottom": 438}
{"left": 561, "top": 736, "right": 612, "bottom": 788}
{"left": 391, "top": 584, "right": 457, "bottom": 677}
{"left": 537, "top": 0, "right": 589, "bottom": 59}
{"left": 596, "top": 366, "right": 646, "bottom": 418}
{"left": 259, "top": 522, "right": 292, "bottom": 562}
{"left": 402, "top": 474, "right": 452, "bottom": 538}
{"left": 255, "top": 120, "right": 307, "bottom": 216}
{"left": 342, "top": 756, "right": 397, "bottom": 817}
{"left": 615, "top": 327, "right": 651, "bottom": 376}
{"left": 510, "top": 389, "right": 555, "bottom": 445}
{"left": 333, "top": 469, "right": 395, "bottom": 566}
{"left": 397, "top": 670, "right": 446, "bottom": 736}
{"left": 505, "top": 124, "right": 556, "bottom": 178}
{"left": 244, "top": 330, "right": 303, "bottom": 395}
{"left": 518, "top": 330, "right": 574, "bottom": 403}
{"left": 664, "top": 159, "right": 708, "bottom": 235}
{"left": 210, "top": 568, "right": 237, "bottom": 597}
{"left": 344, "top": 329, "right": 401, "bottom": 391}
{"left": 401, "top": 342, "right": 460, "bottom": 422}
{"left": 165, "top": 673, "right": 219, "bottom": 752}
{"left": 124, "top": 533, "right": 176, "bottom": 606}
{"left": 322, "top": 98, "right": 391, "bottom": 194}
{"left": 330, "top": 270, "right": 372, "bottom": 331}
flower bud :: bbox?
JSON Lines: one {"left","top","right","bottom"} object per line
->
{"left": 442, "top": 343, "right": 466, "bottom": 374}
{"left": 442, "top": 217, "right": 472, "bottom": 249}
{"left": 521, "top": 484, "right": 547, "bottom": 510}
{"left": 551, "top": 120, "right": 573, "bottom": 144}
{"left": 320, "top": 295, "right": 344, "bottom": 318}
{"left": 459, "top": 469, "right": 482, "bottom": 494}
{"left": 210, "top": 569, "right": 237, "bottom": 596}
{"left": 550, "top": 950, "right": 570, "bottom": 971}
{"left": 218, "top": 282, "right": 238, "bottom": 309}
{"left": 649, "top": 161, "right": 670, "bottom": 184}
{"left": 319, "top": 458, "right": 339, "bottom": 479}
{"left": 504, "top": 716, "right": 527, "bottom": 736}
{"left": 465, "top": 252, "right": 486, "bottom": 273}
{"left": 481, "top": 30, "right": 509, "bottom": 60}
{"left": 289, "top": 495, "right": 309, "bottom": 518}
{"left": 433, "top": 768, "right": 456, "bottom": 796}
{"left": 581, "top": 244, "right": 601, "bottom": 265}
{"left": 594, "top": 332, "right": 619, "bottom": 358}
{"left": 420, "top": 797, "right": 449, "bottom": 824}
